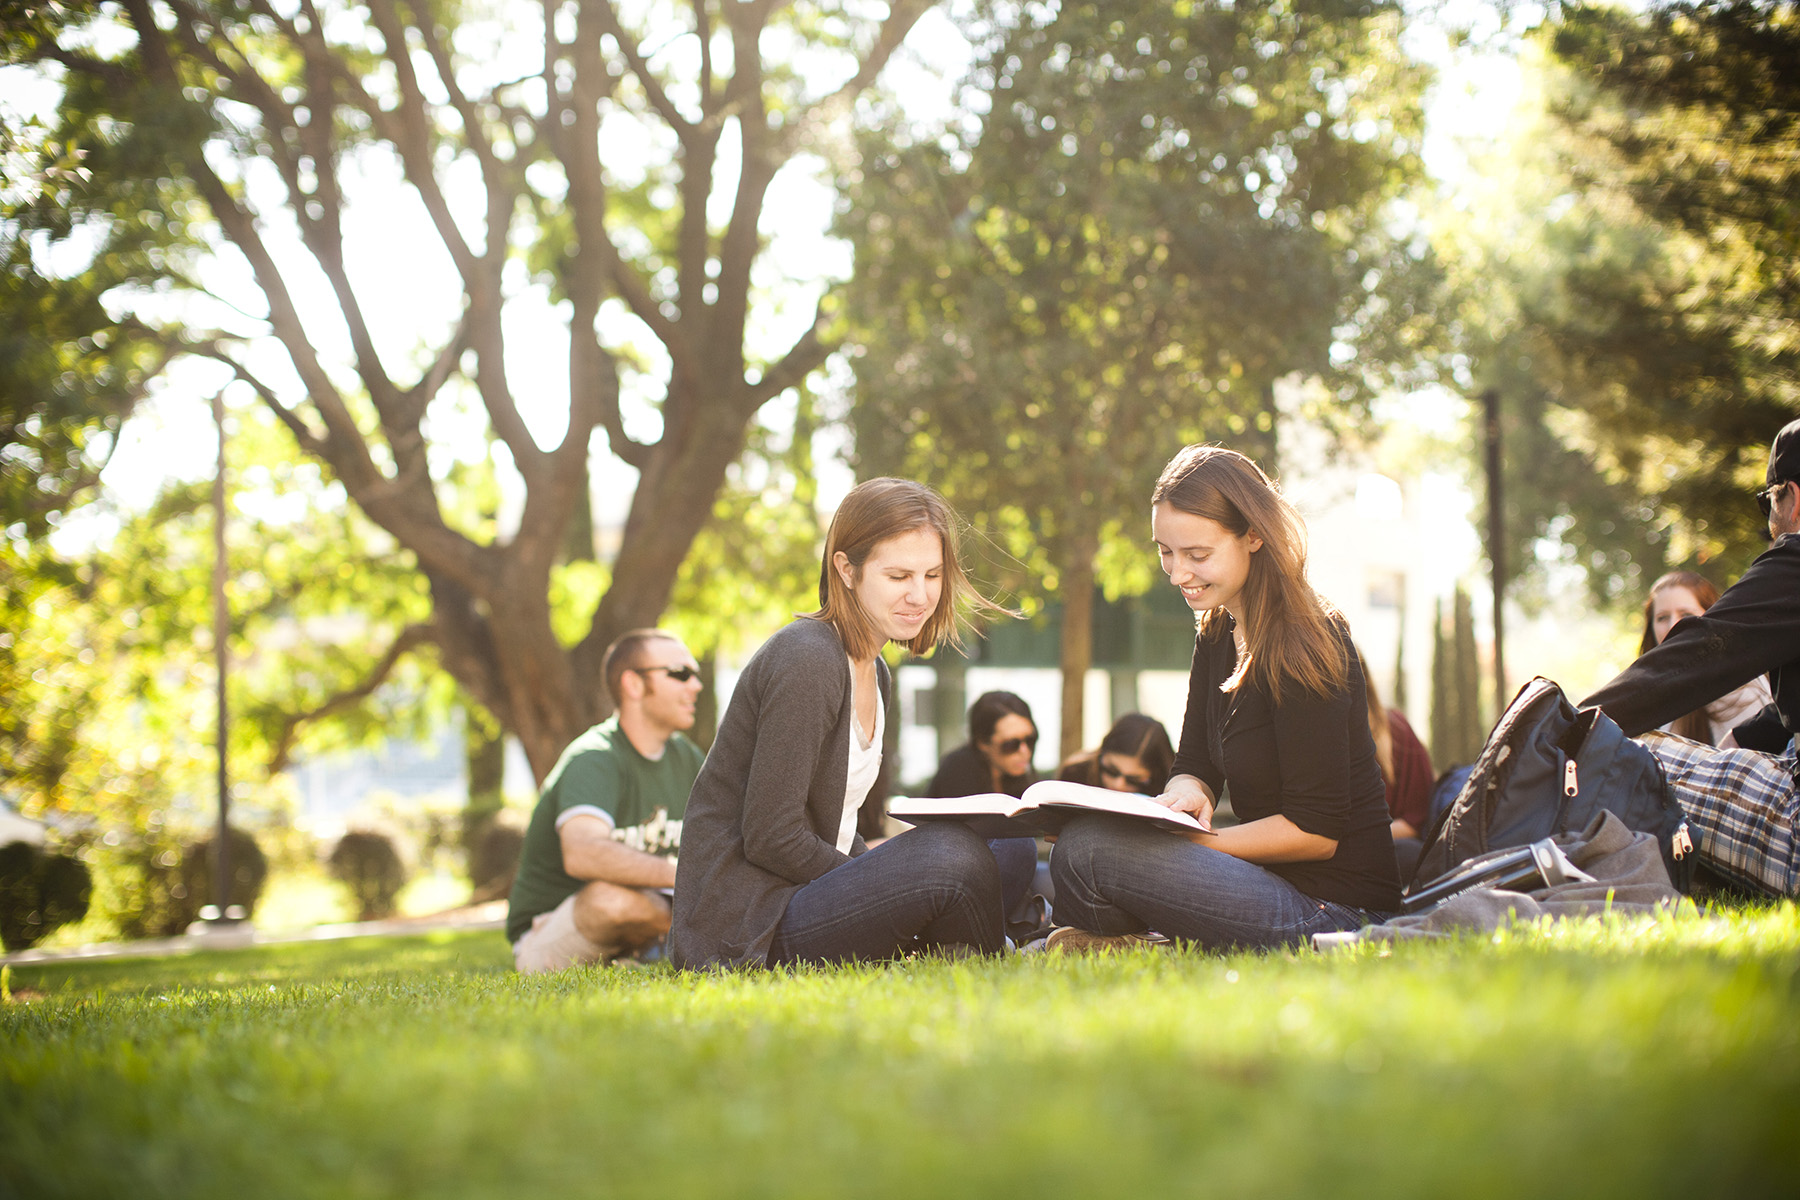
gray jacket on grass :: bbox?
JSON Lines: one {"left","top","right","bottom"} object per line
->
{"left": 669, "top": 618, "right": 889, "bottom": 969}
{"left": 1312, "top": 810, "right": 1689, "bottom": 948}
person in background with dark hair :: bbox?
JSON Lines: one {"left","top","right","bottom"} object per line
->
{"left": 1357, "top": 648, "right": 1433, "bottom": 882}
{"left": 1584, "top": 418, "right": 1800, "bottom": 898}
{"left": 928, "top": 691, "right": 1039, "bottom": 797}
{"left": 925, "top": 691, "right": 1041, "bottom": 924}
{"left": 1636, "top": 571, "right": 1771, "bottom": 746}
{"left": 1059, "top": 713, "right": 1176, "bottom": 797}
{"left": 670, "top": 478, "right": 1013, "bottom": 969}
{"left": 1049, "top": 445, "right": 1400, "bottom": 952}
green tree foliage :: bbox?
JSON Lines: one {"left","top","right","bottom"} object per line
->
{"left": 1443, "top": 1, "right": 1798, "bottom": 603}
{"left": 6, "top": 0, "right": 934, "bottom": 782}
{"left": 0, "top": 11, "right": 191, "bottom": 538}
{"left": 0, "top": 398, "right": 445, "bottom": 935}
{"left": 843, "top": 0, "right": 1434, "bottom": 752}
{"left": 1545, "top": 0, "right": 1797, "bottom": 567}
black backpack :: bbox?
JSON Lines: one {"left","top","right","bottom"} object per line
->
{"left": 1408, "top": 677, "right": 1696, "bottom": 896}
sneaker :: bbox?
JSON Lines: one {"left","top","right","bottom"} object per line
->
{"left": 1044, "top": 926, "right": 1167, "bottom": 954}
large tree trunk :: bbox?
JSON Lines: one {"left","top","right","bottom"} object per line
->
{"left": 1058, "top": 533, "right": 1099, "bottom": 763}
{"left": 933, "top": 652, "right": 968, "bottom": 759}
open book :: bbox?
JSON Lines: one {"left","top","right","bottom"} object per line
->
{"left": 888, "top": 779, "right": 1210, "bottom": 840}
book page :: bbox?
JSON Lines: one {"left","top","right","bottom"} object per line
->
{"left": 887, "top": 793, "right": 1028, "bottom": 820}
{"left": 1020, "top": 779, "right": 1209, "bottom": 832}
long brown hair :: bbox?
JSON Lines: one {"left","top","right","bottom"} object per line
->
{"left": 1640, "top": 570, "right": 1720, "bottom": 742}
{"left": 807, "top": 477, "right": 1005, "bottom": 662}
{"left": 1358, "top": 647, "right": 1395, "bottom": 785}
{"left": 1152, "top": 445, "right": 1347, "bottom": 703}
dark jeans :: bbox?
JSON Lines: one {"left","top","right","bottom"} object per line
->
{"left": 1049, "top": 814, "right": 1385, "bottom": 952}
{"left": 989, "top": 836, "right": 1039, "bottom": 918}
{"left": 769, "top": 821, "right": 1005, "bottom": 965}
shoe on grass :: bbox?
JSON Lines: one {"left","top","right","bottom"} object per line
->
{"left": 1044, "top": 927, "right": 1167, "bottom": 954}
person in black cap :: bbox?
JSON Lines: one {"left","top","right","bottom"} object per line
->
{"left": 1582, "top": 417, "right": 1800, "bottom": 896}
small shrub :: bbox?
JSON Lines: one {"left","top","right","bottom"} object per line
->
{"left": 0, "top": 842, "right": 93, "bottom": 951}
{"left": 102, "top": 837, "right": 196, "bottom": 940}
{"left": 328, "top": 830, "right": 409, "bottom": 921}
{"left": 178, "top": 826, "right": 270, "bottom": 923}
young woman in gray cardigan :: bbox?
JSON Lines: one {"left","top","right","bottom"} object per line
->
{"left": 670, "top": 479, "right": 1010, "bottom": 969}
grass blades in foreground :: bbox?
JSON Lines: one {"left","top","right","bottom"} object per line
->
{"left": 3, "top": 909, "right": 1797, "bottom": 1199}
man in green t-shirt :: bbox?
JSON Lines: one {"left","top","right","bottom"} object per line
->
{"left": 508, "top": 629, "right": 707, "bottom": 971}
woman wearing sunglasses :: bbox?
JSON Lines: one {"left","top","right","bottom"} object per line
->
{"left": 1048, "top": 445, "right": 1402, "bottom": 952}
{"left": 670, "top": 478, "right": 1012, "bottom": 968}
{"left": 922, "top": 691, "right": 1043, "bottom": 920}
{"left": 1058, "top": 713, "right": 1176, "bottom": 797}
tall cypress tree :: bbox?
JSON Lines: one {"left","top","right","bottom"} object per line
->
{"left": 1392, "top": 613, "right": 1408, "bottom": 715}
{"left": 1431, "top": 586, "right": 1491, "bottom": 766}
{"left": 1429, "top": 596, "right": 1451, "bottom": 764}
{"left": 1453, "top": 586, "right": 1487, "bottom": 760}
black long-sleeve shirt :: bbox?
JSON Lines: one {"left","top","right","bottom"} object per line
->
{"left": 1171, "top": 617, "right": 1401, "bottom": 912}
{"left": 1584, "top": 535, "right": 1800, "bottom": 746}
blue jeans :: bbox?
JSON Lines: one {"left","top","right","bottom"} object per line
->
{"left": 769, "top": 821, "right": 1005, "bottom": 965}
{"left": 1049, "top": 814, "right": 1384, "bottom": 952}
{"left": 989, "top": 836, "right": 1039, "bottom": 918}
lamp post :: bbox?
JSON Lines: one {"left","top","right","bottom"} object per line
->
{"left": 209, "top": 389, "right": 235, "bottom": 925}
{"left": 1483, "top": 387, "right": 1507, "bottom": 721}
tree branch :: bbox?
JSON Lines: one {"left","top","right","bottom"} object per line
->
{"left": 592, "top": 0, "right": 693, "bottom": 134}
{"left": 266, "top": 623, "right": 435, "bottom": 773}
{"left": 782, "top": 0, "right": 935, "bottom": 151}
{"left": 403, "top": 0, "right": 506, "bottom": 179}
{"left": 400, "top": 316, "right": 471, "bottom": 421}
{"left": 597, "top": 384, "right": 652, "bottom": 470}
{"left": 694, "top": 0, "right": 714, "bottom": 104}
{"left": 187, "top": 343, "right": 327, "bottom": 455}
{"left": 745, "top": 298, "right": 835, "bottom": 411}
{"left": 358, "top": 0, "right": 482, "bottom": 280}
{"left": 361, "top": 0, "right": 538, "bottom": 476}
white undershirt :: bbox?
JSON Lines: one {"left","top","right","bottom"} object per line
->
{"left": 839, "top": 658, "right": 884, "bottom": 853}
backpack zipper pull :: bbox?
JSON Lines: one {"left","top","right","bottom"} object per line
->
{"left": 1673, "top": 822, "right": 1693, "bottom": 859}
{"left": 1563, "top": 759, "right": 1578, "bottom": 797}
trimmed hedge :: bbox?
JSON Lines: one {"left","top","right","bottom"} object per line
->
{"left": 328, "top": 830, "right": 408, "bottom": 921}
{"left": 0, "top": 842, "right": 93, "bottom": 951}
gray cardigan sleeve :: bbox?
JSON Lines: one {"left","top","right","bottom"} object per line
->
{"left": 668, "top": 617, "right": 889, "bottom": 969}
{"left": 738, "top": 632, "right": 857, "bottom": 884}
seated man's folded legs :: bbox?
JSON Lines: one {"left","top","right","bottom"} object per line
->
{"left": 1640, "top": 730, "right": 1800, "bottom": 897}
{"left": 513, "top": 882, "right": 672, "bottom": 973}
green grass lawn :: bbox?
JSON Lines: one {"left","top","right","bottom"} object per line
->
{"left": 4, "top": 908, "right": 1798, "bottom": 1200}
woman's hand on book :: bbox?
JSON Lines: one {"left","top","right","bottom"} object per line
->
{"left": 1157, "top": 775, "right": 1215, "bottom": 831}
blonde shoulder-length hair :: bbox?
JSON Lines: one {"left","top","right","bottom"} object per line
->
{"left": 806, "top": 477, "right": 1006, "bottom": 662}
{"left": 1152, "top": 445, "right": 1348, "bottom": 703}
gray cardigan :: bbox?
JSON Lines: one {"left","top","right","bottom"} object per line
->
{"left": 669, "top": 618, "right": 889, "bottom": 969}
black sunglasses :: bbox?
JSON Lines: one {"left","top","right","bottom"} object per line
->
{"left": 1099, "top": 760, "right": 1153, "bottom": 790}
{"left": 994, "top": 733, "right": 1038, "bottom": 755}
{"left": 1757, "top": 480, "right": 1792, "bottom": 520}
{"left": 635, "top": 665, "right": 700, "bottom": 683}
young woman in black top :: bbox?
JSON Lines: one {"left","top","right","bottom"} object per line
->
{"left": 1048, "top": 446, "right": 1401, "bottom": 951}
